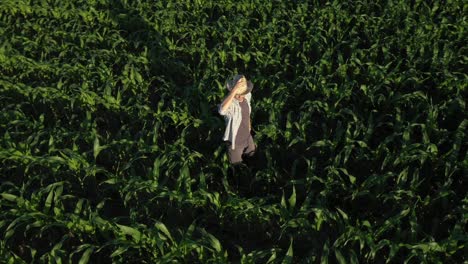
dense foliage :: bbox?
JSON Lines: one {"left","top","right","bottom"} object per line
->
{"left": 1, "top": 0, "right": 466, "bottom": 262}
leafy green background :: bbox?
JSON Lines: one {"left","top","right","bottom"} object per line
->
{"left": 0, "top": 0, "right": 466, "bottom": 263}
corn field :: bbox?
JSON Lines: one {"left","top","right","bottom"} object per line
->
{"left": 0, "top": 0, "right": 466, "bottom": 263}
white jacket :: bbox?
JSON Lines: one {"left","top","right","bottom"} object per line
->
{"left": 218, "top": 93, "right": 252, "bottom": 150}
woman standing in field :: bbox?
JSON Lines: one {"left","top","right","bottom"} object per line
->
{"left": 218, "top": 74, "right": 256, "bottom": 165}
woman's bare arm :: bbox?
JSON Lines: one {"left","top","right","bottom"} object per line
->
{"left": 219, "top": 78, "right": 245, "bottom": 115}
{"left": 219, "top": 89, "right": 237, "bottom": 115}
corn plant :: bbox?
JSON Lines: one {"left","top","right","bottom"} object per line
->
{"left": 1, "top": 0, "right": 466, "bottom": 262}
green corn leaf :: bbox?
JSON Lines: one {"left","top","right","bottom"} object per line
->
{"left": 93, "top": 137, "right": 100, "bottom": 160}
{"left": 321, "top": 239, "right": 329, "bottom": 264}
{"left": 44, "top": 186, "right": 55, "bottom": 213}
{"left": 310, "top": 140, "right": 333, "bottom": 148}
{"left": 266, "top": 251, "right": 277, "bottom": 264}
{"left": 281, "top": 238, "right": 293, "bottom": 264}
{"left": 281, "top": 191, "right": 287, "bottom": 209}
{"left": 288, "top": 186, "right": 296, "bottom": 210}
{"left": 315, "top": 208, "right": 324, "bottom": 231}
{"left": 110, "top": 246, "right": 129, "bottom": 258}
{"left": 1, "top": 193, "right": 18, "bottom": 202}
{"left": 336, "top": 207, "right": 349, "bottom": 222}
{"left": 152, "top": 157, "right": 161, "bottom": 181}
{"left": 334, "top": 249, "right": 346, "bottom": 264}
{"left": 78, "top": 246, "right": 94, "bottom": 264}
{"left": 93, "top": 136, "right": 107, "bottom": 160}
{"left": 155, "top": 221, "right": 173, "bottom": 242}
{"left": 117, "top": 224, "right": 141, "bottom": 242}
{"left": 349, "top": 249, "right": 359, "bottom": 264}
{"left": 201, "top": 229, "right": 221, "bottom": 252}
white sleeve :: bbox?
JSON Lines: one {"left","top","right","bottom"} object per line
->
{"left": 245, "top": 93, "right": 252, "bottom": 113}
{"left": 218, "top": 102, "right": 234, "bottom": 116}
{"left": 245, "top": 92, "right": 252, "bottom": 102}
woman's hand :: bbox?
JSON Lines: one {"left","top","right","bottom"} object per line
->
{"left": 232, "top": 77, "right": 247, "bottom": 94}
